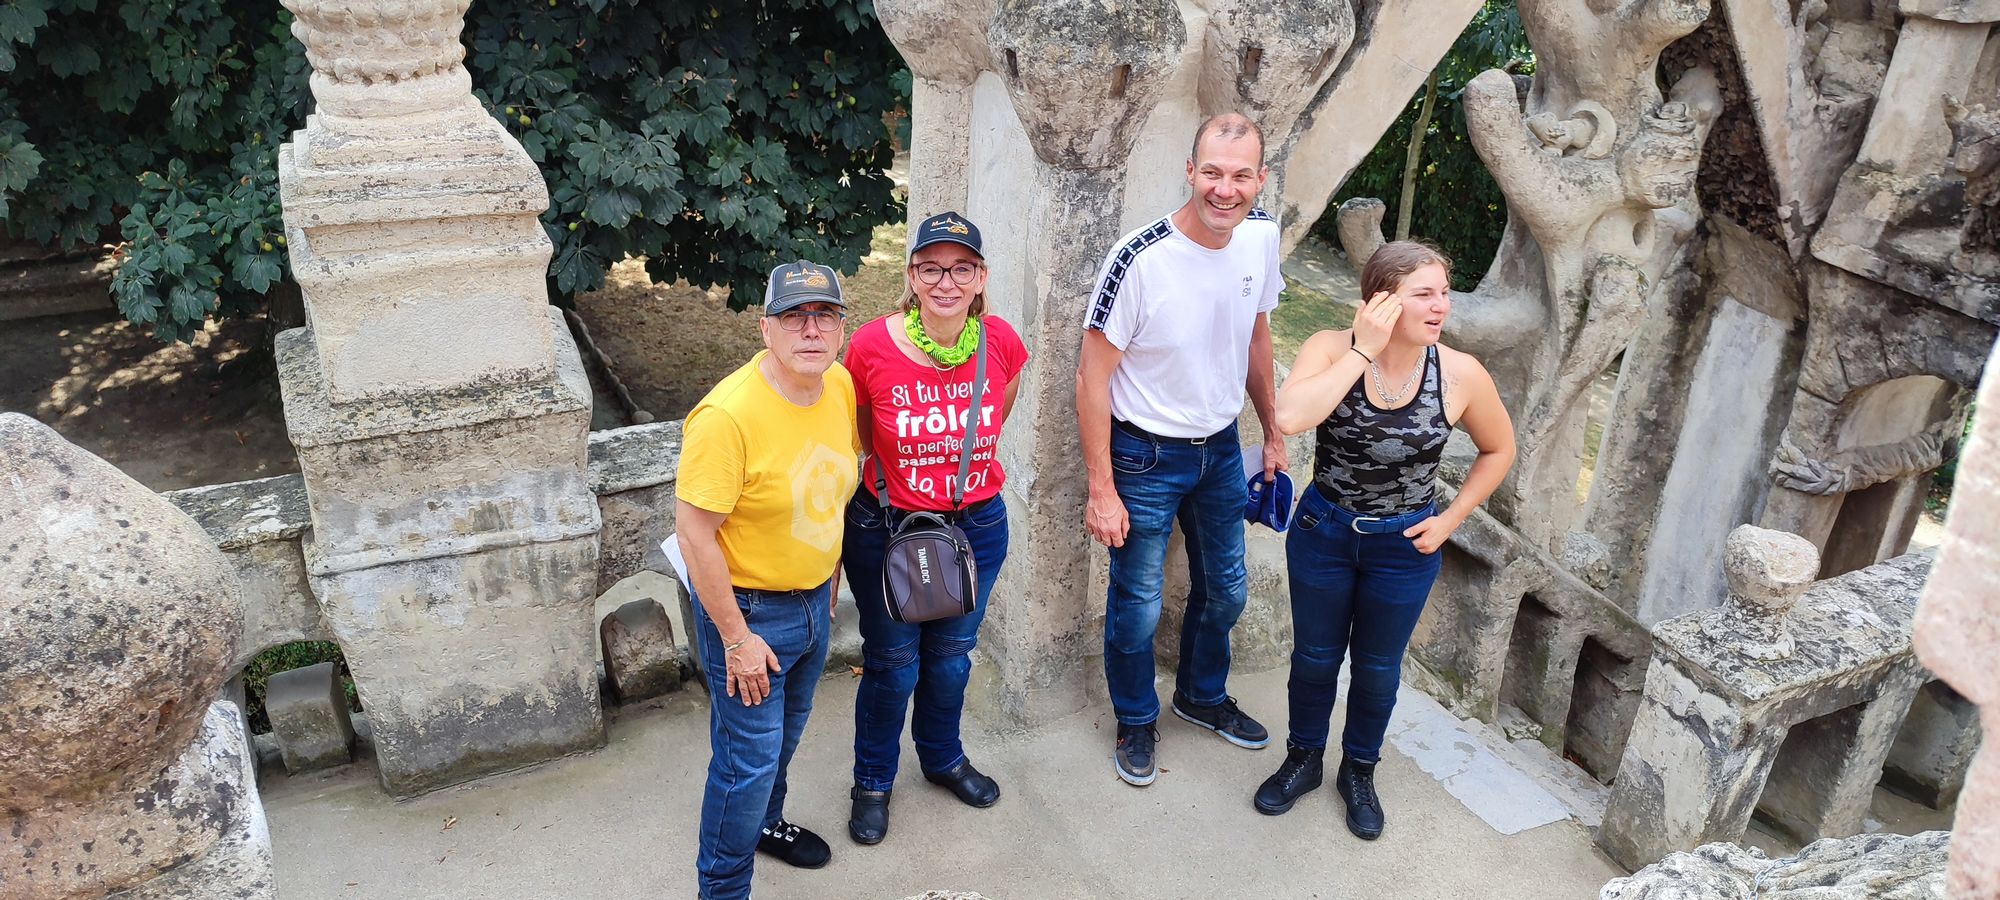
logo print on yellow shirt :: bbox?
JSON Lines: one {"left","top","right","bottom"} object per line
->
{"left": 790, "top": 441, "right": 850, "bottom": 552}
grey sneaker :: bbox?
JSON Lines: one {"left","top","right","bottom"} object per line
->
{"left": 1113, "top": 722, "right": 1159, "bottom": 786}
{"left": 1172, "top": 692, "right": 1270, "bottom": 749}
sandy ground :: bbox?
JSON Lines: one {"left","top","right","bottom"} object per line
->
{"left": 262, "top": 664, "right": 1627, "bottom": 900}
{"left": 0, "top": 310, "right": 298, "bottom": 490}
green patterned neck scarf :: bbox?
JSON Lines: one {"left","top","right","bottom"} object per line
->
{"left": 905, "top": 307, "right": 981, "bottom": 366}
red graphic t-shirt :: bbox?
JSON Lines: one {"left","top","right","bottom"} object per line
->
{"left": 846, "top": 314, "right": 1031, "bottom": 512}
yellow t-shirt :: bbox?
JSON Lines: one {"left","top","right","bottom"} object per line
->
{"left": 676, "top": 352, "right": 860, "bottom": 591}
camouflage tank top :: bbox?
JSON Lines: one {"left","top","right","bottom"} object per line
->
{"left": 1312, "top": 343, "right": 1450, "bottom": 516}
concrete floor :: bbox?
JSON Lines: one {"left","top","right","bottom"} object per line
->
{"left": 262, "top": 665, "right": 1623, "bottom": 900}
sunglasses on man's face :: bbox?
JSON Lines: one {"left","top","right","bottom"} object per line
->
{"left": 770, "top": 310, "right": 846, "bottom": 333}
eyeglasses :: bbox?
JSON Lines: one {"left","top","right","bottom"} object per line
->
{"left": 912, "top": 262, "right": 982, "bottom": 286}
{"left": 770, "top": 310, "right": 846, "bottom": 333}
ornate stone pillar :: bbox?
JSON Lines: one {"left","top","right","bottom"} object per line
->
{"left": 0, "top": 414, "right": 274, "bottom": 900}
{"left": 276, "top": 0, "right": 604, "bottom": 796}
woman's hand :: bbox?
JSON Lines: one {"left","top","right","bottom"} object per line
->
{"left": 1352, "top": 290, "right": 1403, "bottom": 359}
{"left": 1402, "top": 512, "right": 1462, "bottom": 555}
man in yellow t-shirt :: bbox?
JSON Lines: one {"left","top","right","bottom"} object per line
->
{"left": 676, "top": 260, "right": 859, "bottom": 899}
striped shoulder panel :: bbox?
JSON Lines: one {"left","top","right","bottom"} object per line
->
{"left": 1087, "top": 218, "right": 1175, "bottom": 331}
{"left": 1246, "top": 207, "right": 1275, "bottom": 223}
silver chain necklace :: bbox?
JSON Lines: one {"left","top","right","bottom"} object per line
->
{"left": 1370, "top": 353, "right": 1423, "bottom": 405}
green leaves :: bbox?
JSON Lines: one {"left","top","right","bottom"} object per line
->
{"left": 1320, "top": 0, "right": 1528, "bottom": 291}
{"left": 5, "top": 0, "right": 907, "bottom": 341}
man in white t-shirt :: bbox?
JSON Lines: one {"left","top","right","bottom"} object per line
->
{"left": 1076, "top": 113, "right": 1288, "bottom": 787}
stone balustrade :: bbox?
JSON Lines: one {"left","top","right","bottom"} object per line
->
{"left": 164, "top": 421, "right": 685, "bottom": 672}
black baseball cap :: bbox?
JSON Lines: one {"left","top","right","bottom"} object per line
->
{"left": 909, "top": 211, "right": 984, "bottom": 258}
{"left": 764, "top": 260, "right": 846, "bottom": 315}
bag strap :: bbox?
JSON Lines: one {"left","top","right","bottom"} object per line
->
{"left": 951, "top": 327, "right": 989, "bottom": 510}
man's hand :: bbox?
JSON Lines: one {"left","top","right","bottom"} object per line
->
{"left": 1260, "top": 439, "right": 1288, "bottom": 481}
{"left": 1353, "top": 290, "right": 1404, "bottom": 359}
{"left": 1402, "top": 513, "right": 1462, "bottom": 555}
{"left": 1086, "top": 484, "right": 1130, "bottom": 548}
{"left": 725, "top": 632, "right": 783, "bottom": 706}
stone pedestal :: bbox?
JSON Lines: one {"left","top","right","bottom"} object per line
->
{"left": 276, "top": 0, "right": 604, "bottom": 796}
{"left": 1597, "top": 546, "right": 1931, "bottom": 870}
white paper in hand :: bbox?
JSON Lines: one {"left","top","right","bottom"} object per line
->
{"left": 660, "top": 533, "right": 692, "bottom": 591}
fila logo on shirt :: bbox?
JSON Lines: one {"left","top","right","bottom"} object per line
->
{"left": 1241, "top": 275, "right": 1253, "bottom": 297}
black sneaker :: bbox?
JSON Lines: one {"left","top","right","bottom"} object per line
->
{"left": 1171, "top": 692, "right": 1270, "bottom": 749}
{"left": 757, "top": 819, "right": 832, "bottom": 868}
{"left": 1113, "top": 722, "right": 1159, "bottom": 786}
{"left": 1253, "top": 745, "right": 1324, "bottom": 815}
{"left": 1336, "top": 756, "right": 1385, "bottom": 840}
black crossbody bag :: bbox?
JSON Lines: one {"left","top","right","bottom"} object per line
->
{"left": 873, "top": 330, "right": 989, "bottom": 624}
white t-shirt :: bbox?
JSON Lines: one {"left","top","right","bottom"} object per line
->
{"left": 1086, "top": 209, "right": 1283, "bottom": 438}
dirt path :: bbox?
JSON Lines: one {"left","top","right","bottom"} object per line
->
{"left": 0, "top": 311, "right": 297, "bottom": 490}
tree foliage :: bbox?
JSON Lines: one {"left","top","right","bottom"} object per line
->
{"left": 0, "top": 0, "right": 905, "bottom": 341}
{"left": 1314, "top": 1, "right": 1530, "bottom": 291}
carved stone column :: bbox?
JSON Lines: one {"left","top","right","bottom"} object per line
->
{"left": 275, "top": 0, "right": 603, "bottom": 796}
{"left": 0, "top": 414, "right": 274, "bottom": 900}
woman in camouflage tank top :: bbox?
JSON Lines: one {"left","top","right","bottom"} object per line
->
{"left": 1250, "top": 241, "right": 1516, "bottom": 840}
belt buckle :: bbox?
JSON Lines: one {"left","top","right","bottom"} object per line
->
{"left": 1351, "top": 515, "right": 1383, "bottom": 534}
{"left": 1188, "top": 433, "right": 1208, "bottom": 445}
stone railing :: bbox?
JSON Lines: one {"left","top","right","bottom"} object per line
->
{"left": 1597, "top": 529, "right": 1933, "bottom": 870}
{"left": 165, "top": 421, "right": 684, "bottom": 672}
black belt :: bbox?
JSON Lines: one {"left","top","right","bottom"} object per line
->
{"left": 1114, "top": 419, "right": 1228, "bottom": 446}
{"left": 734, "top": 579, "right": 831, "bottom": 601}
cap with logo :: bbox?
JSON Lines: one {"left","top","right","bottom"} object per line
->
{"left": 764, "top": 260, "right": 846, "bottom": 316}
{"left": 908, "top": 211, "right": 984, "bottom": 258}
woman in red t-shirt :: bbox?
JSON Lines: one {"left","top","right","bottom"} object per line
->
{"left": 840, "top": 211, "right": 1030, "bottom": 845}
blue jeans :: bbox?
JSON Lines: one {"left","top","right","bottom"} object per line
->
{"left": 1105, "top": 422, "right": 1249, "bottom": 726}
{"left": 1284, "top": 484, "right": 1442, "bottom": 762}
{"left": 842, "top": 492, "right": 1010, "bottom": 791}
{"left": 692, "top": 582, "right": 832, "bottom": 900}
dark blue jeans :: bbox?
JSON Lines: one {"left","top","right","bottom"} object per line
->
{"left": 692, "top": 581, "right": 832, "bottom": 900}
{"left": 1105, "top": 422, "right": 1249, "bottom": 726}
{"left": 1284, "top": 484, "right": 1442, "bottom": 762}
{"left": 842, "top": 492, "right": 1009, "bottom": 791}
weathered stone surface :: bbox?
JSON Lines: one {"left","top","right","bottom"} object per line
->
{"left": 165, "top": 475, "right": 331, "bottom": 669}
{"left": 1600, "top": 830, "right": 1949, "bottom": 899}
{"left": 1913, "top": 339, "right": 2000, "bottom": 898}
{"left": 274, "top": 0, "right": 608, "bottom": 798}
{"left": 1698, "top": 524, "right": 1816, "bottom": 660}
{"left": 1884, "top": 679, "right": 1983, "bottom": 809}
{"left": 104, "top": 701, "right": 277, "bottom": 900}
{"left": 595, "top": 483, "right": 676, "bottom": 596}
{"left": 0, "top": 413, "right": 261, "bottom": 899}
{"left": 900, "top": 893, "right": 991, "bottom": 900}
{"left": 585, "top": 420, "right": 681, "bottom": 495}
{"left": 600, "top": 598, "right": 682, "bottom": 703}
{"left": 266, "top": 662, "right": 356, "bottom": 774}
{"left": 1598, "top": 551, "right": 1932, "bottom": 870}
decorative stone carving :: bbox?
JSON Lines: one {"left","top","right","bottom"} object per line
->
{"left": 1912, "top": 339, "right": 2000, "bottom": 898}
{"left": 1601, "top": 831, "right": 1950, "bottom": 899}
{"left": 1598, "top": 550, "right": 1930, "bottom": 870}
{"left": 277, "top": 1, "right": 604, "bottom": 795}
{"left": 280, "top": 0, "right": 473, "bottom": 119}
{"left": 1197, "top": 0, "right": 1356, "bottom": 145}
{"left": 0, "top": 413, "right": 273, "bottom": 899}
{"left": 1699, "top": 524, "right": 1817, "bottom": 661}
